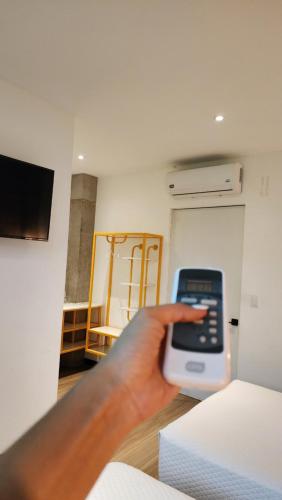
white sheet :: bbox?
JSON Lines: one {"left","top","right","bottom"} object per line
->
{"left": 87, "top": 462, "right": 193, "bottom": 499}
{"left": 159, "top": 380, "right": 282, "bottom": 499}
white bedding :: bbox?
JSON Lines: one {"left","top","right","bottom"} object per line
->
{"left": 87, "top": 462, "right": 193, "bottom": 499}
{"left": 159, "top": 380, "right": 282, "bottom": 499}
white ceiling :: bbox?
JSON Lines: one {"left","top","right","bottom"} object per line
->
{"left": 1, "top": 0, "right": 282, "bottom": 176}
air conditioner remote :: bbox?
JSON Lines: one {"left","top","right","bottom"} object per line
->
{"left": 163, "top": 268, "right": 231, "bottom": 390}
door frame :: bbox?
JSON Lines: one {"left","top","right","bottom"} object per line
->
{"left": 168, "top": 204, "right": 246, "bottom": 398}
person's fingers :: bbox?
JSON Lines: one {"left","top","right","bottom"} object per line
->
{"left": 143, "top": 303, "right": 207, "bottom": 325}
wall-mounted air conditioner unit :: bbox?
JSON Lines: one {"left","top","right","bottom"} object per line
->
{"left": 167, "top": 164, "right": 242, "bottom": 197}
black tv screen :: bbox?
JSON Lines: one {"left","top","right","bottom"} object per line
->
{"left": 0, "top": 154, "right": 54, "bottom": 241}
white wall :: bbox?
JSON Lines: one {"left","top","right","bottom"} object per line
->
{"left": 95, "top": 154, "right": 282, "bottom": 392}
{"left": 0, "top": 79, "right": 73, "bottom": 451}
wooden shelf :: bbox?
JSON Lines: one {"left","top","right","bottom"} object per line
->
{"left": 61, "top": 340, "right": 86, "bottom": 354}
{"left": 63, "top": 302, "right": 102, "bottom": 312}
{"left": 88, "top": 326, "right": 122, "bottom": 339}
{"left": 86, "top": 344, "right": 111, "bottom": 357}
{"left": 63, "top": 322, "right": 99, "bottom": 333}
{"left": 63, "top": 323, "right": 75, "bottom": 332}
{"left": 61, "top": 304, "right": 102, "bottom": 355}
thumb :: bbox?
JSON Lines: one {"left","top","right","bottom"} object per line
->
{"left": 143, "top": 303, "right": 207, "bottom": 326}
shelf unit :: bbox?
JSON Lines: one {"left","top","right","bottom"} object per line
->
{"left": 86, "top": 232, "right": 163, "bottom": 359}
{"left": 61, "top": 302, "right": 102, "bottom": 354}
{"left": 87, "top": 344, "right": 111, "bottom": 357}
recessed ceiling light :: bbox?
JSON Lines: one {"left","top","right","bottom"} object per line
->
{"left": 78, "top": 154, "right": 85, "bottom": 160}
{"left": 214, "top": 115, "right": 224, "bottom": 122}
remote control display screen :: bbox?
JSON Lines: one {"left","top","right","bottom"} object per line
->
{"left": 185, "top": 280, "right": 212, "bottom": 293}
{"left": 172, "top": 269, "right": 223, "bottom": 353}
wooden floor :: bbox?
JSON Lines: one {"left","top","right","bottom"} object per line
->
{"left": 57, "top": 372, "right": 84, "bottom": 399}
{"left": 58, "top": 372, "right": 199, "bottom": 478}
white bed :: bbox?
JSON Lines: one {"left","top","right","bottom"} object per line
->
{"left": 87, "top": 462, "right": 193, "bottom": 499}
{"left": 159, "top": 380, "right": 282, "bottom": 499}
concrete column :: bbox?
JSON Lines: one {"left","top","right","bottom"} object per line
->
{"left": 65, "top": 174, "right": 97, "bottom": 303}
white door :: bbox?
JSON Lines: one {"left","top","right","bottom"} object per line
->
{"left": 170, "top": 206, "right": 245, "bottom": 398}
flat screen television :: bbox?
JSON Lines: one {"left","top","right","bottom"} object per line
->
{"left": 0, "top": 154, "right": 54, "bottom": 241}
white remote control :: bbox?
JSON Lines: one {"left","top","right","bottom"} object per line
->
{"left": 163, "top": 268, "right": 231, "bottom": 390}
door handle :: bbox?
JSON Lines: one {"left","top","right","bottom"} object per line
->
{"left": 229, "top": 318, "right": 239, "bottom": 326}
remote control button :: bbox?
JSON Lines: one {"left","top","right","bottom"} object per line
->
{"left": 193, "top": 304, "right": 209, "bottom": 311}
{"left": 194, "top": 320, "right": 204, "bottom": 325}
{"left": 209, "top": 310, "right": 217, "bottom": 317}
{"left": 201, "top": 299, "right": 217, "bottom": 306}
{"left": 209, "top": 320, "right": 217, "bottom": 326}
{"left": 199, "top": 335, "right": 207, "bottom": 344}
{"left": 181, "top": 297, "right": 197, "bottom": 304}
{"left": 185, "top": 361, "right": 205, "bottom": 373}
{"left": 209, "top": 328, "right": 217, "bottom": 334}
{"left": 211, "top": 337, "right": 218, "bottom": 345}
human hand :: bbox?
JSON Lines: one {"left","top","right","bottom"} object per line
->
{"left": 0, "top": 304, "right": 206, "bottom": 500}
{"left": 98, "top": 304, "right": 207, "bottom": 426}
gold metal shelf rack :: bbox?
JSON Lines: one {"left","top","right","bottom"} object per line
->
{"left": 86, "top": 232, "right": 163, "bottom": 359}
